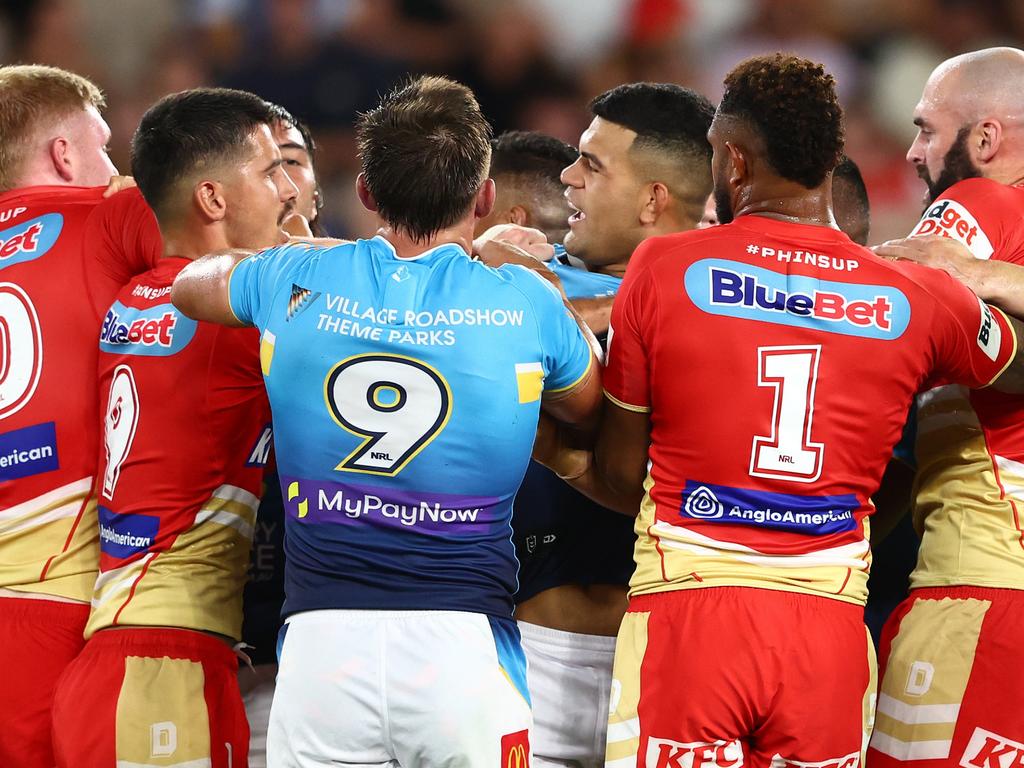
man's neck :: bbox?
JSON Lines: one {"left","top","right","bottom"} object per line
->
{"left": 733, "top": 183, "right": 837, "bottom": 228}
{"left": 161, "top": 221, "right": 232, "bottom": 261}
{"left": 378, "top": 222, "right": 474, "bottom": 259}
{"left": 592, "top": 214, "right": 698, "bottom": 279}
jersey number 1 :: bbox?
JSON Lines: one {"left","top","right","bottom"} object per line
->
{"left": 749, "top": 345, "right": 823, "bottom": 483}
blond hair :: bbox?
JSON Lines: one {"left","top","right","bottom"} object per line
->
{"left": 0, "top": 64, "right": 106, "bottom": 191}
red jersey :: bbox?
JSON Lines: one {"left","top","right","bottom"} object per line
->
{"left": 89, "top": 257, "right": 270, "bottom": 639}
{"left": 0, "top": 187, "right": 159, "bottom": 601}
{"left": 906, "top": 178, "right": 1024, "bottom": 589}
{"left": 605, "top": 216, "right": 1016, "bottom": 605}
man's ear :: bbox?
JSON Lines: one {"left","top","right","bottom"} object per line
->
{"left": 475, "top": 177, "right": 496, "bottom": 219}
{"left": 195, "top": 180, "right": 227, "bottom": 222}
{"left": 48, "top": 137, "right": 74, "bottom": 182}
{"left": 509, "top": 204, "right": 528, "bottom": 226}
{"left": 639, "top": 182, "right": 670, "bottom": 226}
{"left": 356, "top": 172, "right": 378, "bottom": 213}
{"left": 726, "top": 141, "right": 748, "bottom": 190}
{"left": 976, "top": 119, "right": 1002, "bottom": 164}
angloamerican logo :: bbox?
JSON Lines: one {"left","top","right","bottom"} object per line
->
{"left": 680, "top": 480, "right": 858, "bottom": 535}
{"left": 97, "top": 506, "right": 159, "bottom": 559}
{"left": 684, "top": 258, "right": 911, "bottom": 340}
{"left": 100, "top": 301, "right": 197, "bottom": 356}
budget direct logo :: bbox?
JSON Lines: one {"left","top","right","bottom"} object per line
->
{"left": 684, "top": 259, "right": 911, "bottom": 340}
{"left": 0, "top": 214, "right": 63, "bottom": 271}
{"left": 100, "top": 301, "right": 197, "bottom": 356}
{"left": 98, "top": 506, "right": 159, "bottom": 559}
{"left": 680, "top": 480, "right": 859, "bottom": 536}
{"left": 0, "top": 421, "right": 59, "bottom": 481}
{"left": 911, "top": 199, "right": 994, "bottom": 260}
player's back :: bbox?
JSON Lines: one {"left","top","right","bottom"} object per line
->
{"left": 0, "top": 186, "right": 111, "bottom": 601}
{"left": 89, "top": 258, "right": 270, "bottom": 639}
{"left": 607, "top": 215, "right": 1013, "bottom": 605}
{"left": 905, "top": 178, "right": 1024, "bottom": 589}
{"left": 230, "top": 236, "right": 593, "bottom": 620}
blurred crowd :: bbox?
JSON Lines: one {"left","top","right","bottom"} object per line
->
{"left": 2, "top": 0, "right": 1023, "bottom": 241}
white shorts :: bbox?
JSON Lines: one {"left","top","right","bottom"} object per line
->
{"left": 268, "top": 609, "right": 533, "bottom": 768}
{"left": 518, "top": 621, "right": 616, "bottom": 768}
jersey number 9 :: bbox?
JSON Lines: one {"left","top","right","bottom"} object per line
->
{"left": 325, "top": 353, "right": 452, "bottom": 476}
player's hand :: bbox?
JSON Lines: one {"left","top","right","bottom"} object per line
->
{"left": 874, "top": 236, "right": 981, "bottom": 290}
{"left": 532, "top": 412, "right": 592, "bottom": 480}
{"left": 473, "top": 224, "right": 554, "bottom": 262}
{"left": 477, "top": 240, "right": 568, "bottom": 299}
{"left": 103, "top": 175, "right": 136, "bottom": 197}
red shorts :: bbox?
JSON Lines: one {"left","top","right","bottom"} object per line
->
{"left": 0, "top": 597, "right": 89, "bottom": 768}
{"left": 606, "top": 587, "right": 876, "bottom": 768}
{"left": 52, "top": 627, "right": 249, "bottom": 768}
{"left": 868, "top": 586, "right": 1024, "bottom": 768}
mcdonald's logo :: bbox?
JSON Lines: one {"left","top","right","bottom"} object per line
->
{"left": 501, "top": 729, "right": 530, "bottom": 768}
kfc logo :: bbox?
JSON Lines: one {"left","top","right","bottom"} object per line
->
{"left": 645, "top": 738, "right": 743, "bottom": 768}
{"left": 960, "top": 728, "right": 1024, "bottom": 768}
{"left": 911, "top": 199, "right": 994, "bottom": 260}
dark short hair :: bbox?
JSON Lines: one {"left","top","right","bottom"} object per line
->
{"left": 131, "top": 87, "right": 276, "bottom": 219}
{"left": 719, "top": 54, "right": 844, "bottom": 189}
{"left": 268, "top": 102, "right": 326, "bottom": 235}
{"left": 589, "top": 82, "right": 714, "bottom": 169}
{"left": 489, "top": 130, "right": 576, "bottom": 189}
{"left": 833, "top": 155, "right": 870, "bottom": 245}
{"left": 356, "top": 75, "right": 492, "bottom": 242}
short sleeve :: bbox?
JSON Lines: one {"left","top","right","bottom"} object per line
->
{"left": 907, "top": 178, "right": 1018, "bottom": 262}
{"left": 82, "top": 188, "right": 162, "bottom": 320}
{"left": 926, "top": 269, "right": 1017, "bottom": 389}
{"left": 505, "top": 265, "right": 593, "bottom": 394}
{"left": 603, "top": 257, "right": 653, "bottom": 413}
{"left": 228, "top": 242, "right": 319, "bottom": 328}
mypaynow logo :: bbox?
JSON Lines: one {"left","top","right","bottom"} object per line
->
{"left": 0, "top": 214, "right": 63, "bottom": 271}
{"left": 280, "top": 476, "right": 504, "bottom": 534}
{"left": 684, "top": 258, "right": 911, "bottom": 340}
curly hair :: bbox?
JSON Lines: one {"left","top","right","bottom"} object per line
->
{"left": 719, "top": 54, "right": 844, "bottom": 189}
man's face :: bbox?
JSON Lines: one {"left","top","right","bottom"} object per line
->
{"left": 708, "top": 116, "right": 735, "bottom": 224}
{"left": 272, "top": 120, "right": 318, "bottom": 222}
{"left": 64, "top": 105, "right": 117, "bottom": 186}
{"left": 561, "top": 117, "right": 646, "bottom": 268}
{"left": 221, "top": 124, "right": 298, "bottom": 249}
{"left": 907, "top": 74, "right": 981, "bottom": 204}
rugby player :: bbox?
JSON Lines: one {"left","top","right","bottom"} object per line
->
{"left": 482, "top": 84, "right": 715, "bottom": 768}
{"left": 0, "top": 64, "right": 160, "bottom": 767}
{"left": 50, "top": 88, "right": 297, "bottom": 768}
{"left": 171, "top": 75, "right": 602, "bottom": 766}
{"left": 866, "top": 47, "right": 1024, "bottom": 767}
{"left": 242, "top": 102, "right": 326, "bottom": 768}
{"left": 537, "top": 53, "right": 1024, "bottom": 767}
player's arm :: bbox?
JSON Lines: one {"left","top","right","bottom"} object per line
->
{"left": 876, "top": 235, "right": 1024, "bottom": 318}
{"left": 171, "top": 249, "right": 255, "bottom": 327}
{"left": 569, "top": 296, "right": 614, "bottom": 336}
{"left": 533, "top": 398, "right": 649, "bottom": 516}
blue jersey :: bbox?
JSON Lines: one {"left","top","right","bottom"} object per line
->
{"left": 513, "top": 251, "right": 634, "bottom": 603}
{"left": 547, "top": 244, "right": 621, "bottom": 299}
{"left": 229, "top": 236, "right": 593, "bottom": 618}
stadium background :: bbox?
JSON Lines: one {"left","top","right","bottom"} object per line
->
{"left": 3, "top": 0, "right": 1021, "bottom": 245}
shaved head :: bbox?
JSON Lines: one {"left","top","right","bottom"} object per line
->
{"left": 908, "top": 47, "right": 1024, "bottom": 199}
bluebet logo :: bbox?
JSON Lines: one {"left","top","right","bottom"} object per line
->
{"left": 98, "top": 506, "right": 159, "bottom": 559}
{"left": 0, "top": 421, "right": 59, "bottom": 480}
{"left": 680, "top": 480, "right": 858, "bottom": 535}
{"left": 684, "top": 258, "right": 911, "bottom": 340}
{"left": 100, "top": 301, "right": 197, "bottom": 356}
{"left": 0, "top": 214, "right": 63, "bottom": 271}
